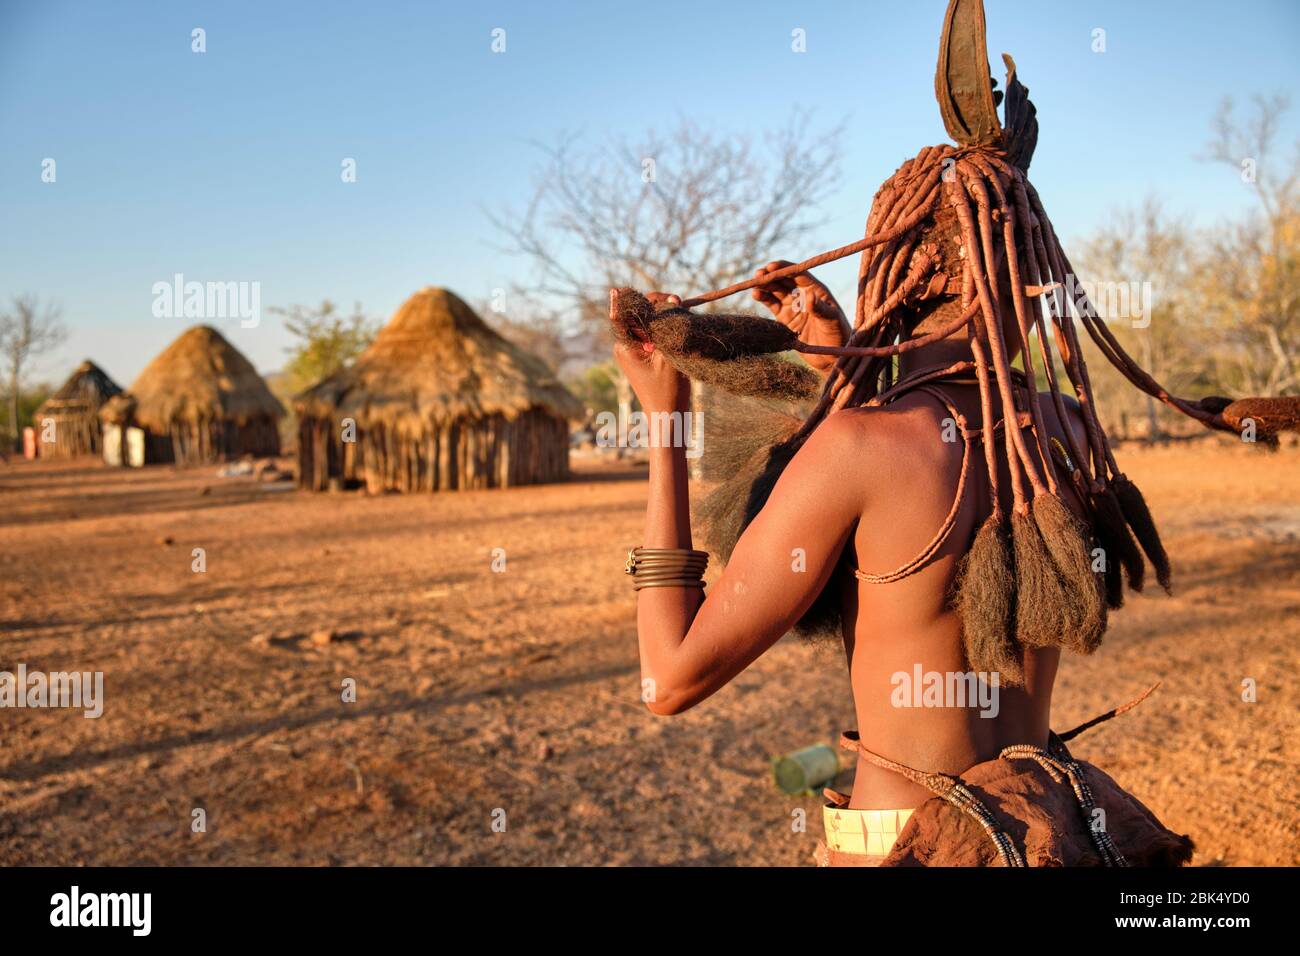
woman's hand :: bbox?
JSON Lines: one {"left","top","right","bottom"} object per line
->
{"left": 751, "top": 261, "right": 850, "bottom": 373}
{"left": 614, "top": 292, "right": 690, "bottom": 414}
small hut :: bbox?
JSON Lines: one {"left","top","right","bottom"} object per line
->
{"left": 32, "top": 360, "right": 123, "bottom": 458}
{"left": 100, "top": 325, "right": 283, "bottom": 467}
{"left": 296, "top": 287, "right": 582, "bottom": 493}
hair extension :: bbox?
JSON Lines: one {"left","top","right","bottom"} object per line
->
{"left": 665, "top": 352, "right": 819, "bottom": 403}
{"left": 1217, "top": 397, "right": 1300, "bottom": 442}
{"left": 949, "top": 168, "right": 1076, "bottom": 650}
{"left": 611, "top": 288, "right": 819, "bottom": 402}
{"left": 1111, "top": 474, "right": 1172, "bottom": 594}
{"left": 974, "top": 161, "right": 1105, "bottom": 648}
{"left": 964, "top": 323, "right": 1019, "bottom": 656}
{"left": 1032, "top": 492, "right": 1107, "bottom": 652}
{"left": 1099, "top": 526, "right": 1126, "bottom": 611}
{"left": 955, "top": 513, "right": 1023, "bottom": 684}
{"left": 612, "top": 293, "right": 798, "bottom": 358}
{"left": 1090, "top": 485, "right": 1147, "bottom": 593}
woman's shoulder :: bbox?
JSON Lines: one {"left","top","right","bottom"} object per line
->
{"left": 812, "top": 399, "right": 961, "bottom": 472}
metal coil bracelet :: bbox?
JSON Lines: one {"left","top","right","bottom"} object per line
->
{"left": 625, "top": 547, "right": 708, "bottom": 591}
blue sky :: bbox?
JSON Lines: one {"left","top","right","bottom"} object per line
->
{"left": 1, "top": 0, "right": 1297, "bottom": 385}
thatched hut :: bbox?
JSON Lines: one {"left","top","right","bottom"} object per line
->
{"left": 296, "top": 287, "right": 582, "bottom": 493}
{"left": 32, "top": 360, "right": 123, "bottom": 458}
{"left": 100, "top": 325, "right": 283, "bottom": 466}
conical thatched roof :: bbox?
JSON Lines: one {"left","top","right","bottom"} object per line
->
{"left": 100, "top": 325, "right": 284, "bottom": 429}
{"left": 35, "top": 360, "right": 122, "bottom": 417}
{"left": 296, "top": 287, "right": 582, "bottom": 430}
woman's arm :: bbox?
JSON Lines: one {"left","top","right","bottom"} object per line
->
{"left": 616, "top": 335, "right": 866, "bottom": 716}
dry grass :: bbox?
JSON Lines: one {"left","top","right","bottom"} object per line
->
{"left": 296, "top": 287, "right": 582, "bottom": 431}
{"left": 0, "top": 439, "right": 1296, "bottom": 865}
{"left": 35, "top": 360, "right": 123, "bottom": 418}
{"left": 100, "top": 325, "right": 283, "bottom": 430}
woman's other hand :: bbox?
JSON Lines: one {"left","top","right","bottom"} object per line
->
{"left": 750, "top": 262, "right": 850, "bottom": 373}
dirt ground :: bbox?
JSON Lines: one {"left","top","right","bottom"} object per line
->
{"left": 1, "top": 439, "right": 1297, "bottom": 866}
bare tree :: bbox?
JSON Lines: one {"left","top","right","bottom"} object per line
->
{"left": 491, "top": 113, "right": 844, "bottom": 371}
{"left": 0, "top": 295, "right": 66, "bottom": 451}
{"left": 491, "top": 113, "right": 842, "bottom": 470}
{"left": 1201, "top": 94, "right": 1300, "bottom": 395}
{"left": 1075, "top": 199, "right": 1201, "bottom": 439}
{"left": 473, "top": 298, "right": 570, "bottom": 376}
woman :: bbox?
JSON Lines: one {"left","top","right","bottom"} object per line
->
{"left": 613, "top": 145, "right": 1211, "bottom": 868}
{"left": 609, "top": 0, "right": 1295, "bottom": 867}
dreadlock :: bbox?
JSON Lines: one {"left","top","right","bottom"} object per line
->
{"left": 608, "top": 0, "right": 1300, "bottom": 679}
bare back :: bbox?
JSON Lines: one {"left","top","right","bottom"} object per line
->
{"left": 838, "top": 384, "right": 1090, "bottom": 809}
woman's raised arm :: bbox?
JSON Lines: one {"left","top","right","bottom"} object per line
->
{"left": 616, "top": 336, "right": 865, "bottom": 715}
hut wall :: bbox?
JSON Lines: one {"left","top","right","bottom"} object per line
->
{"left": 36, "top": 408, "right": 103, "bottom": 459}
{"left": 297, "top": 408, "right": 570, "bottom": 493}
{"left": 120, "top": 415, "right": 281, "bottom": 467}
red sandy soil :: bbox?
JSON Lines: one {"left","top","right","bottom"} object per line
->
{"left": 0, "top": 440, "right": 1296, "bottom": 866}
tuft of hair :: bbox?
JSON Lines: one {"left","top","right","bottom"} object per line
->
{"left": 1089, "top": 487, "right": 1146, "bottom": 594}
{"left": 610, "top": 288, "right": 655, "bottom": 343}
{"left": 611, "top": 289, "right": 817, "bottom": 401}
{"left": 1100, "top": 530, "right": 1125, "bottom": 610}
{"left": 1011, "top": 508, "right": 1073, "bottom": 648}
{"left": 650, "top": 309, "right": 798, "bottom": 359}
{"left": 955, "top": 514, "right": 1024, "bottom": 686}
{"left": 1113, "top": 474, "right": 1172, "bottom": 594}
{"left": 696, "top": 436, "right": 799, "bottom": 563}
{"left": 665, "top": 351, "right": 819, "bottom": 402}
{"left": 1033, "top": 493, "right": 1107, "bottom": 653}
{"left": 1220, "top": 396, "right": 1300, "bottom": 447}
{"left": 697, "top": 391, "right": 808, "bottom": 484}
